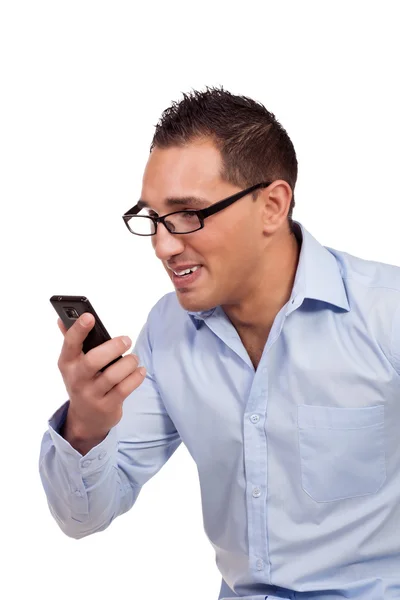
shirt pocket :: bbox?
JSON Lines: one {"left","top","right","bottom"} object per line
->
{"left": 297, "top": 404, "right": 386, "bottom": 502}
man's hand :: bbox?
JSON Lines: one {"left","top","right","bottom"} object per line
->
{"left": 56, "top": 314, "right": 146, "bottom": 454}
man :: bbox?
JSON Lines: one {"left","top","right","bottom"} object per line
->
{"left": 39, "top": 87, "right": 400, "bottom": 599}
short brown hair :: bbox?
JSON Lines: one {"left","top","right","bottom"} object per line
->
{"left": 151, "top": 86, "right": 298, "bottom": 232}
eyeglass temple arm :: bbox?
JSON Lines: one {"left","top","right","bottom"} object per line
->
{"left": 197, "top": 182, "right": 271, "bottom": 219}
{"left": 123, "top": 204, "right": 142, "bottom": 220}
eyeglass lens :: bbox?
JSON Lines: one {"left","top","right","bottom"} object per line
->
{"left": 128, "top": 211, "right": 201, "bottom": 235}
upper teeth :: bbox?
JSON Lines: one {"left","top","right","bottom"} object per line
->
{"left": 174, "top": 265, "right": 201, "bottom": 276}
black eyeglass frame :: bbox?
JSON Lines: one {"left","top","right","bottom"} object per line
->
{"left": 122, "top": 181, "right": 273, "bottom": 236}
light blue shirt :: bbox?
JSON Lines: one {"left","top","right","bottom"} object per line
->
{"left": 39, "top": 221, "right": 400, "bottom": 600}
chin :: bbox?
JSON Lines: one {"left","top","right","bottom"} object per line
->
{"left": 175, "top": 293, "right": 217, "bottom": 313}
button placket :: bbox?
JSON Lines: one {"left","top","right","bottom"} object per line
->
{"left": 245, "top": 370, "right": 269, "bottom": 577}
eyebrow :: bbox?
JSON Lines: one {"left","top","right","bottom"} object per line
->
{"left": 137, "top": 196, "right": 210, "bottom": 212}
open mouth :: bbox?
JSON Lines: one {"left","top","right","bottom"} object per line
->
{"left": 171, "top": 265, "right": 203, "bottom": 288}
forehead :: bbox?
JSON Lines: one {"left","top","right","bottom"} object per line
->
{"left": 141, "top": 139, "right": 223, "bottom": 202}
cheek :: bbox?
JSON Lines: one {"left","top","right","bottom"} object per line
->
{"left": 207, "top": 231, "right": 246, "bottom": 273}
{"left": 225, "top": 217, "right": 256, "bottom": 249}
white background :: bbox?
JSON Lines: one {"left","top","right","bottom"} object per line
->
{"left": 1, "top": 1, "right": 399, "bottom": 599}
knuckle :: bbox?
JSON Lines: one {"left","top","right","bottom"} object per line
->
{"left": 118, "top": 355, "right": 137, "bottom": 379}
{"left": 82, "top": 352, "right": 96, "bottom": 371}
{"left": 101, "top": 369, "right": 116, "bottom": 387}
{"left": 128, "top": 354, "right": 139, "bottom": 369}
{"left": 109, "top": 378, "right": 126, "bottom": 399}
{"left": 121, "top": 372, "right": 140, "bottom": 396}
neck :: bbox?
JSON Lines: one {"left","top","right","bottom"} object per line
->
{"left": 222, "top": 227, "right": 301, "bottom": 338}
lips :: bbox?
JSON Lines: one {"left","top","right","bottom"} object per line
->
{"left": 171, "top": 265, "right": 203, "bottom": 288}
{"left": 168, "top": 263, "right": 202, "bottom": 274}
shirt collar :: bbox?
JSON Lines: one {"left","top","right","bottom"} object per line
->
{"left": 187, "top": 220, "right": 350, "bottom": 330}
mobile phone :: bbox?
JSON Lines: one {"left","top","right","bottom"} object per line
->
{"left": 49, "top": 295, "right": 124, "bottom": 372}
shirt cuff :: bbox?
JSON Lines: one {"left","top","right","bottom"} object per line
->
{"left": 47, "top": 400, "right": 118, "bottom": 475}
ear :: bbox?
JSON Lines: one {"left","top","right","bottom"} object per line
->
{"left": 260, "top": 180, "right": 293, "bottom": 234}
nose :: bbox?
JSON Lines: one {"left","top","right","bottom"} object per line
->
{"left": 152, "top": 221, "right": 186, "bottom": 261}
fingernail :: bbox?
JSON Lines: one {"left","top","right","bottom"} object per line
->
{"left": 122, "top": 336, "right": 132, "bottom": 348}
{"left": 81, "top": 314, "right": 92, "bottom": 325}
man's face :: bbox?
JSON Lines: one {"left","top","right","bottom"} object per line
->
{"left": 140, "top": 138, "right": 268, "bottom": 313}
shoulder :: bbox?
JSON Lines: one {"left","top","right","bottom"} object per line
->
{"left": 326, "top": 245, "right": 400, "bottom": 296}
{"left": 327, "top": 246, "right": 400, "bottom": 374}
{"left": 390, "top": 303, "right": 400, "bottom": 375}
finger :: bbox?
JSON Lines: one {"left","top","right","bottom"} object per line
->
{"left": 59, "top": 313, "right": 95, "bottom": 365}
{"left": 57, "top": 318, "right": 67, "bottom": 336}
{"left": 91, "top": 353, "right": 140, "bottom": 397}
{"left": 102, "top": 361, "right": 146, "bottom": 405}
{"left": 80, "top": 335, "right": 132, "bottom": 379}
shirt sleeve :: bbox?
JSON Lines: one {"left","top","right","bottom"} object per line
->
{"left": 391, "top": 302, "right": 400, "bottom": 375}
{"left": 38, "top": 300, "right": 182, "bottom": 539}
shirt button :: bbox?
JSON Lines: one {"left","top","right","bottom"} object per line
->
{"left": 250, "top": 414, "right": 260, "bottom": 424}
{"left": 81, "top": 459, "right": 91, "bottom": 468}
{"left": 98, "top": 452, "right": 106, "bottom": 460}
{"left": 74, "top": 490, "right": 82, "bottom": 497}
{"left": 256, "top": 559, "right": 264, "bottom": 570}
{"left": 252, "top": 487, "right": 261, "bottom": 498}
{"left": 262, "top": 367, "right": 267, "bottom": 374}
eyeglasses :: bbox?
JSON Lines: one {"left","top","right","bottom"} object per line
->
{"left": 122, "top": 182, "right": 273, "bottom": 236}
